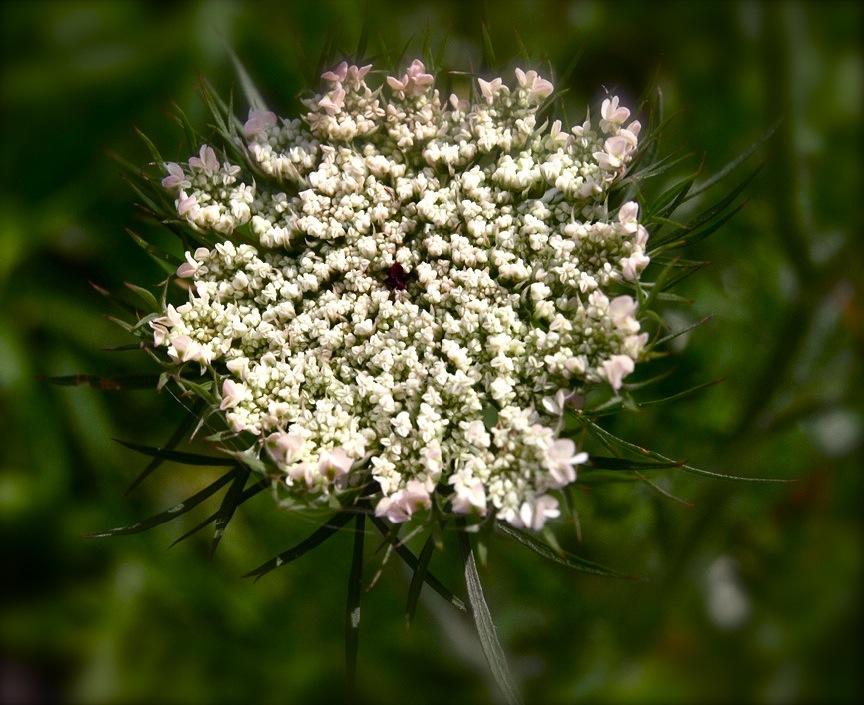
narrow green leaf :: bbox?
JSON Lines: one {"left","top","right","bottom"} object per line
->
{"left": 107, "top": 148, "right": 145, "bottom": 176}
{"left": 574, "top": 473, "right": 643, "bottom": 486}
{"left": 642, "top": 258, "right": 678, "bottom": 310}
{"left": 372, "top": 519, "right": 401, "bottom": 557}
{"left": 198, "top": 79, "right": 244, "bottom": 153}
{"left": 114, "top": 439, "right": 235, "bottom": 467}
{"left": 199, "top": 78, "right": 230, "bottom": 136}
{"left": 123, "top": 174, "right": 170, "bottom": 219}
{"left": 480, "top": 24, "right": 497, "bottom": 69}
{"left": 228, "top": 47, "right": 267, "bottom": 112}
{"left": 541, "top": 526, "right": 565, "bottom": 557}
{"left": 88, "top": 280, "right": 140, "bottom": 316}
{"left": 371, "top": 517, "right": 466, "bottom": 612}
{"left": 354, "top": 20, "right": 370, "bottom": 62}
{"left": 42, "top": 374, "right": 158, "bottom": 391}
{"left": 406, "top": 535, "right": 436, "bottom": 626}
{"left": 636, "top": 471, "right": 694, "bottom": 507}
{"left": 496, "top": 522, "right": 629, "bottom": 578}
{"left": 586, "top": 456, "right": 682, "bottom": 471}
{"left": 131, "top": 312, "right": 158, "bottom": 332}
{"left": 126, "top": 228, "right": 180, "bottom": 272}
{"left": 244, "top": 512, "right": 354, "bottom": 580}
{"left": 555, "top": 45, "right": 585, "bottom": 89}
{"left": 646, "top": 172, "right": 698, "bottom": 220}
{"left": 227, "top": 447, "right": 269, "bottom": 475}
{"left": 654, "top": 291, "right": 692, "bottom": 303}
{"left": 562, "top": 487, "right": 583, "bottom": 543}
{"left": 513, "top": 29, "right": 530, "bottom": 62}
{"left": 126, "top": 407, "right": 200, "bottom": 494}
{"left": 135, "top": 126, "right": 164, "bottom": 166}
{"left": 171, "top": 102, "right": 201, "bottom": 152}
{"left": 664, "top": 167, "right": 761, "bottom": 244}
{"left": 420, "top": 29, "right": 435, "bottom": 71}
{"left": 621, "top": 368, "right": 676, "bottom": 391}
{"left": 675, "top": 201, "right": 748, "bottom": 249}
{"left": 688, "top": 120, "right": 778, "bottom": 199}
{"left": 433, "top": 36, "right": 450, "bottom": 76}
{"left": 314, "top": 35, "right": 337, "bottom": 84}
{"left": 651, "top": 255, "right": 709, "bottom": 268}
{"left": 88, "top": 468, "right": 238, "bottom": 538}
{"left": 103, "top": 342, "right": 151, "bottom": 353}
{"left": 637, "top": 378, "right": 724, "bottom": 408}
{"left": 171, "top": 478, "right": 269, "bottom": 547}
{"left": 631, "top": 84, "right": 666, "bottom": 172}
{"left": 210, "top": 468, "right": 250, "bottom": 557}
{"left": 460, "top": 535, "right": 522, "bottom": 705}
{"left": 345, "top": 512, "right": 366, "bottom": 695}
{"left": 123, "top": 282, "right": 160, "bottom": 312}
{"left": 156, "top": 214, "right": 211, "bottom": 249}
{"left": 652, "top": 85, "right": 665, "bottom": 132}
{"left": 625, "top": 150, "right": 691, "bottom": 184}
{"left": 653, "top": 199, "right": 750, "bottom": 256}
{"left": 651, "top": 316, "right": 713, "bottom": 349}
{"left": 577, "top": 415, "right": 789, "bottom": 482}
{"left": 394, "top": 36, "right": 415, "bottom": 71}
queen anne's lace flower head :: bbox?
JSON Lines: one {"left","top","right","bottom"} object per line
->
{"left": 154, "top": 60, "right": 649, "bottom": 530}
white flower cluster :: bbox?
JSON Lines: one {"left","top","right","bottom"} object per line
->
{"left": 154, "top": 60, "right": 650, "bottom": 530}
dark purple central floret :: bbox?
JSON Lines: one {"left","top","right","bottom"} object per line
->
{"left": 384, "top": 262, "right": 410, "bottom": 291}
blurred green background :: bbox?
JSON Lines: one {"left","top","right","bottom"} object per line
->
{"left": 1, "top": 1, "right": 862, "bottom": 703}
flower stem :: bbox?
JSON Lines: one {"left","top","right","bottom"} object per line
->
{"left": 345, "top": 512, "right": 366, "bottom": 698}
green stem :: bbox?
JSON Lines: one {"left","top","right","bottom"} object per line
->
{"left": 345, "top": 512, "right": 366, "bottom": 698}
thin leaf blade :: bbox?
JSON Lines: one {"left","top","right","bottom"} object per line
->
{"left": 585, "top": 456, "right": 682, "bottom": 471}
{"left": 210, "top": 468, "right": 250, "bottom": 557}
{"left": 244, "top": 512, "right": 354, "bottom": 580}
{"left": 127, "top": 408, "right": 200, "bottom": 494}
{"left": 114, "top": 439, "right": 235, "bottom": 467}
{"left": 171, "top": 478, "right": 268, "bottom": 547}
{"left": 88, "top": 468, "right": 238, "bottom": 538}
{"left": 460, "top": 535, "right": 522, "bottom": 705}
{"left": 371, "top": 517, "right": 466, "bottom": 612}
{"left": 42, "top": 374, "right": 159, "bottom": 391}
{"left": 496, "top": 522, "right": 629, "bottom": 578}
{"left": 406, "top": 535, "right": 436, "bottom": 626}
